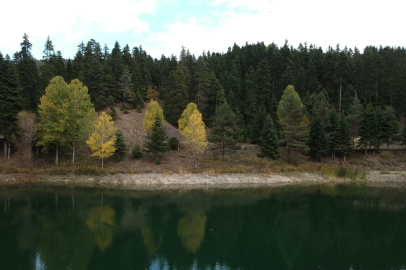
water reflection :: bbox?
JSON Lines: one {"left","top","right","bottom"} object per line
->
{"left": 1, "top": 184, "right": 406, "bottom": 269}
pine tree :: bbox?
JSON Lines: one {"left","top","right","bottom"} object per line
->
{"left": 256, "top": 115, "right": 281, "bottom": 167}
{"left": 208, "top": 102, "right": 241, "bottom": 157}
{"left": 144, "top": 113, "right": 168, "bottom": 162}
{"left": 399, "top": 124, "right": 406, "bottom": 154}
{"left": 119, "top": 65, "right": 133, "bottom": 104}
{"left": 307, "top": 117, "right": 327, "bottom": 162}
{"left": 358, "top": 104, "right": 374, "bottom": 156}
{"left": 0, "top": 53, "right": 22, "bottom": 158}
{"left": 277, "top": 85, "right": 309, "bottom": 164}
{"left": 86, "top": 112, "right": 117, "bottom": 170}
{"left": 339, "top": 115, "right": 353, "bottom": 161}
{"left": 328, "top": 108, "right": 340, "bottom": 160}
{"left": 256, "top": 59, "right": 272, "bottom": 113}
{"left": 347, "top": 96, "right": 364, "bottom": 149}
{"left": 114, "top": 130, "right": 127, "bottom": 160}
{"left": 132, "top": 142, "right": 143, "bottom": 159}
{"left": 164, "top": 67, "right": 189, "bottom": 126}
{"left": 382, "top": 107, "right": 399, "bottom": 150}
{"left": 251, "top": 107, "right": 267, "bottom": 144}
{"left": 194, "top": 57, "right": 210, "bottom": 119}
{"left": 371, "top": 108, "right": 384, "bottom": 154}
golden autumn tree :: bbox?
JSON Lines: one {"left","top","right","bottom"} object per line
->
{"left": 143, "top": 100, "right": 164, "bottom": 132}
{"left": 86, "top": 112, "right": 117, "bottom": 169}
{"left": 179, "top": 103, "right": 208, "bottom": 168}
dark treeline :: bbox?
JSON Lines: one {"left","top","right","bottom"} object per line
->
{"left": 2, "top": 33, "right": 406, "bottom": 158}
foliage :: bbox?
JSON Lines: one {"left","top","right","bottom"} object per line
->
{"left": 178, "top": 103, "right": 198, "bottom": 134}
{"left": 307, "top": 117, "right": 327, "bottom": 162}
{"left": 339, "top": 115, "right": 353, "bottom": 160}
{"left": 86, "top": 112, "right": 117, "bottom": 169}
{"left": 119, "top": 65, "right": 133, "bottom": 103}
{"left": 106, "top": 106, "right": 117, "bottom": 121}
{"left": 208, "top": 102, "right": 241, "bottom": 156}
{"left": 143, "top": 100, "right": 164, "bottom": 132}
{"left": 256, "top": 115, "right": 281, "bottom": 167}
{"left": 177, "top": 210, "right": 207, "bottom": 254}
{"left": 143, "top": 113, "right": 168, "bottom": 161}
{"left": 179, "top": 108, "right": 208, "bottom": 168}
{"left": 167, "top": 137, "right": 180, "bottom": 150}
{"left": 132, "top": 142, "right": 143, "bottom": 159}
{"left": 136, "top": 105, "right": 142, "bottom": 113}
{"left": 114, "top": 130, "right": 127, "bottom": 160}
{"left": 146, "top": 85, "right": 160, "bottom": 101}
{"left": 123, "top": 109, "right": 129, "bottom": 114}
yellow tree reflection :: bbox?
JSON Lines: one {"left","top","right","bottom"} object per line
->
{"left": 142, "top": 223, "right": 163, "bottom": 255}
{"left": 86, "top": 206, "right": 115, "bottom": 252}
{"left": 177, "top": 210, "right": 207, "bottom": 253}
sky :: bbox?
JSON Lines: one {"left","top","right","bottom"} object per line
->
{"left": 1, "top": 0, "right": 404, "bottom": 60}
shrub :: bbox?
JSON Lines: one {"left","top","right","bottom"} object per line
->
{"left": 132, "top": 143, "right": 143, "bottom": 159}
{"left": 123, "top": 109, "right": 129, "bottom": 114}
{"left": 155, "top": 159, "right": 161, "bottom": 165}
{"left": 167, "top": 137, "right": 180, "bottom": 150}
{"left": 137, "top": 105, "right": 142, "bottom": 113}
{"left": 120, "top": 103, "right": 127, "bottom": 111}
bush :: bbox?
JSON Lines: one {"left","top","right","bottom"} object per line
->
{"left": 132, "top": 143, "right": 143, "bottom": 159}
{"left": 155, "top": 159, "right": 161, "bottom": 165}
{"left": 120, "top": 103, "right": 127, "bottom": 111}
{"left": 167, "top": 137, "right": 180, "bottom": 150}
{"left": 123, "top": 109, "right": 129, "bottom": 114}
{"left": 137, "top": 105, "right": 142, "bottom": 113}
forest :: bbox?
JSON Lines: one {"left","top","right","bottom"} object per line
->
{"left": 1, "top": 33, "right": 406, "bottom": 167}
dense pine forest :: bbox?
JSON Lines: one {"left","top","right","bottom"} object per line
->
{"left": 2, "top": 33, "right": 406, "bottom": 166}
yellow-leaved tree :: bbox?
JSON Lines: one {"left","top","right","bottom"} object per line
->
{"left": 86, "top": 112, "right": 117, "bottom": 169}
{"left": 178, "top": 103, "right": 198, "bottom": 133}
{"left": 143, "top": 100, "right": 164, "bottom": 132}
{"left": 179, "top": 104, "right": 208, "bottom": 168}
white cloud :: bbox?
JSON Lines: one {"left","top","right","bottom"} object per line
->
{"left": 0, "top": 0, "right": 156, "bottom": 52}
{"left": 145, "top": 0, "right": 405, "bottom": 59}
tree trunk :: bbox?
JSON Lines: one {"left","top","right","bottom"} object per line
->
{"left": 72, "top": 140, "right": 75, "bottom": 166}
{"left": 8, "top": 142, "right": 11, "bottom": 159}
{"left": 365, "top": 147, "right": 367, "bottom": 156}
{"left": 344, "top": 154, "right": 346, "bottom": 162}
{"left": 287, "top": 143, "right": 290, "bottom": 164}
{"left": 56, "top": 144, "right": 59, "bottom": 166}
{"left": 4, "top": 140, "right": 7, "bottom": 159}
{"left": 339, "top": 74, "right": 342, "bottom": 120}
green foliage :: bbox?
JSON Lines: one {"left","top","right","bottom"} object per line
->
{"left": 328, "top": 108, "right": 340, "bottom": 157}
{"left": 107, "top": 106, "right": 117, "bottom": 121}
{"left": 277, "top": 86, "right": 309, "bottom": 163}
{"left": 251, "top": 107, "right": 267, "bottom": 144}
{"left": 256, "top": 115, "right": 281, "bottom": 166}
{"left": 358, "top": 104, "right": 374, "bottom": 155}
{"left": 381, "top": 107, "right": 399, "bottom": 150}
{"left": 114, "top": 130, "right": 127, "bottom": 160}
{"left": 119, "top": 65, "right": 133, "bottom": 103}
{"left": 209, "top": 102, "right": 241, "bottom": 156}
{"left": 120, "top": 103, "right": 127, "bottom": 111}
{"left": 307, "top": 117, "right": 327, "bottom": 162}
{"left": 164, "top": 67, "right": 189, "bottom": 127}
{"left": 339, "top": 115, "right": 353, "bottom": 159}
{"left": 347, "top": 96, "right": 364, "bottom": 147}
{"left": 136, "top": 105, "right": 142, "bottom": 113}
{"left": 155, "top": 159, "right": 161, "bottom": 165}
{"left": 123, "top": 109, "right": 129, "bottom": 114}
{"left": 144, "top": 113, "right": 168, "bottom": 161}
{"left": 132, "top": 142, "right": 143, "bottom": 159}
{"left": 167, "top": 137, "right": 180, "bottom": 150}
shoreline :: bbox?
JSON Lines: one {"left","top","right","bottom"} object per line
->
{"left": 1, "top": 171, "right": 406, "bottom": 189}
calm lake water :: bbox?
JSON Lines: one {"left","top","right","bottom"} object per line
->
{"left": 1, "top": 183, "right": 406, "bottom": 270}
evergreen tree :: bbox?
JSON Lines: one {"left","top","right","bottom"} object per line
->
{"left": 0, "top": 53, "right": 22, "bottom": 158}
{"left": 339, "top": 115, "right": 353, "bottom": 161}
{"left": 256, "top": 59, "right": 272, "bottom": 113}
{"left": 256, "top": 115, "right": 281, "bottom": 167}
{"left": 16, "top": 33, "right": 39, "bottom": 111}
{"left": 347, "top": 96, "right": 364, "bottom": 149}
{"left": 329, "top": 108, "right": 340, "bottom": 160}
{"left": 194, "top": 57, "right": 210, "bottom": 119}
{"left": 371, "top": 108, "right": 384, "bottom": 154}
{"left": 132, "top": 142, "right": 143, "bottom": 159}
{"left": 119, "top": 65, "right": 133, "bottom": 103}
{"left": 243, "top": 68, "right": 257, "bottom": 125}
{"left": 277, "top": 85, "right": 309, "bottom": 164}
{"left": 208, "top": 102, "right": 241, "bottom": 157}
{"left": 399, "top": 124, "right": 406, "bottom": 154}
{"left": 114, "top": 130, "right": 127, "bottom": 160}
{"left": 251, "top": 107, "right": 267, "bottom": 144}
{"left": 164, "top": 67, "right": 189, "bottom": 127}
{"left": 307, "top": 117, "right": 327, "bottom": 162}
{"left": 357, "top": 104, "right": 374, "bottom": 156}
{"left": 144, "top": 113, "right": 168, "bottom": 162}
{"left": 382, "top": 107, "right": 399, "bottom": 150}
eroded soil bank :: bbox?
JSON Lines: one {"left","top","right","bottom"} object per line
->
{"left": 2, "top": 171, "right": 405, "bottom": 189}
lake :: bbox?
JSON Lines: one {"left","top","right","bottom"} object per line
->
{"left": 1, "top": 183, "right": 406, "bottom": 270}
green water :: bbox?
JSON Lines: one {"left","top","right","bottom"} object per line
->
{"left": 1, "top": 184, "right": 406, "bottom": 270}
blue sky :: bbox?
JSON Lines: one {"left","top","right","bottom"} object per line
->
{"left": 1, "top": 0, "right": 404, "bottom": 60}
